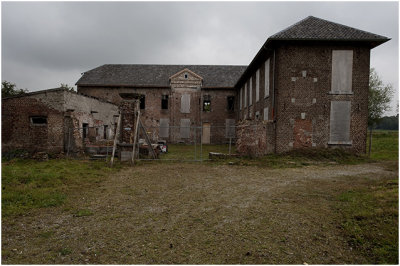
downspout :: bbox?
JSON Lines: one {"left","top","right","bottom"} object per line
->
{"left": 272, "top": 49, "right": 277, "bottom": 154}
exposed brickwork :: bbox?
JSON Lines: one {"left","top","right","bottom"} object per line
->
{"left": 274, "top": 43, "right": 370, "bottom": 154}
{"left": 237, "top": 43, "right": 370, "bottom": 155}
{"left": 78, "top": 72, "right": 237, "bottom": 144}
{"left": 236, "top": 120, "right": 274, "bottom": 157}
{"left": 2, "top": 89, "right": 119, "bottom": 156}
{"left": 2, "top": 97, "right": 64, "bottom": 154}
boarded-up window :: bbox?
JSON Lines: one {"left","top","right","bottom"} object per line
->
{"left": 249, "top": 78, "right": 253, "bottom": 105}
{"left": 263, "top": 107, "right": 269, "bottom": 121}
{"left": 265, "top": 59, "right": 270, "bottom": 98}
{"left": 244, "top": 84, "right": 247, "bottom": 107}
{"left": 226, "top": 119, "right": 235, "bottom": 138}
{"left": 180, "top": 119, "right": 190, "bottom": 139}
{"left": 329, "top": 101, "right": 351, "bottom": 144}
{"left": 331, "top": 50, "right": 353, "bottom": 94}
{"left": 160, "top": 118, "right": 169, "bottom": 138}
{"left": 181, "top": 94, "right": 190, "bottom": 113}
{"left": 240, "top": 88, "right": 242, "bottom": 110}
{"left": 256, "top": 69, "right": 260, "bottom": 102}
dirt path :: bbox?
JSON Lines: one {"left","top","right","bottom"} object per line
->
{"left": 2, "top": 162, "right": 396, "bottom": 264}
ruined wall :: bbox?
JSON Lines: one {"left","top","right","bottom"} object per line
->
{"left": 2, "top": 96, "right": 64, "bottom": 154}
{"left": 78, "top": 86, "right": 171, "bottom": 143}
{"left": 236, "top": 120, "right": 275, "bottom": 157}
{"left": 274, "top": 43, "right": 370, "bottom": 154}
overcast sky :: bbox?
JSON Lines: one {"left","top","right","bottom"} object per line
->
{"left": 2, "top": 1, "right": 398, "bottom": 114}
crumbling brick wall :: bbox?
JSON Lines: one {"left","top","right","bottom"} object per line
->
{"left": 236, "top": 120, "right": 274, "bottom": 157}
{"left": 2, "top": 97, "right": 64, "bottom": 154}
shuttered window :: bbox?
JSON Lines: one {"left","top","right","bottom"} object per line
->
{"left": 225, "top": 119, "right": 235, "bottom": 138}
{"left": 256, "top": 69, "right": 260, "bottom": 102}
{"left": 180, "top": 94, "right": 190, "bottom": 113}
{"left": 244, "top": 84, "right": 247, "bottom": 108}
{"left": 249, "top": 78, "right": 253, "bottom": 105}
{"left": 240, "top": 88, "right": 243, "bottom": 110}
{"left": 180, "top": 119, "right": 190, "bottom": 138}
{"left": 329, "top": 101, "right": 351, "bottom": 144}
{"left": 263, "top": 107, "right": 269, "bottom": 121}
{"left": 331, "top": 50, "right": 353, "bottom": 94}
{"left": 265, "top": 59, "right": 270, "bottom": 98}
{"left": 160, "top": 118, "right": 169, "bottom": 138}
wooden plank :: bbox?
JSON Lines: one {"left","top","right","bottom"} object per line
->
{"left": 131, "top": 101, "right": 140, "bottom": 165}
{"left": 139, "top": 119, "right": 157, "bottom": 159}
{"left": 110, "top": 113, "right": 121, "bottom": 167}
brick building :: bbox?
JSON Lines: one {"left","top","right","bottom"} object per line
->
{"left": 3, "top": 16, "right": 389, "bottom": 156}
{"left": 235, "top": 16, "right": 389, "bottom": 154}
{"left": 2, "top": 88, "right": 119, "bottom": 155}
{"left": 76, "top": 16, "right": 389, "bottom": 154}
{"left": 77, "top": 65, "right": 246, "bottom": 144}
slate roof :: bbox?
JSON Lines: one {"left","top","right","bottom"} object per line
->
{"left": 76, "top": 64, "right": 247, "bottom": 88}
{"left": 269, "top": 16, "right": 389, "bottom": 42}
{"left": 235, "top": 16, "right": 390, "bottom": 88}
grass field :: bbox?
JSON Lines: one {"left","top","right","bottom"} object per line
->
{"left": 2, "top": 131, "right": 398, "bottom": 264}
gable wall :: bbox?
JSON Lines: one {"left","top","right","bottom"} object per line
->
{"left": 274, "top": 43, "right": 370, "bottom": 153}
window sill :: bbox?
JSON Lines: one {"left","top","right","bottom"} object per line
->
{"left": 328, "top": 141, "right": 353, "bottom": 145}
{"left": 328, "top": 91, "right": 354, "bottom": 95}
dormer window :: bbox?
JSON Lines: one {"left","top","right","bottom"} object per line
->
{"left": 184, "top": 73, "right": 188, "bottom": 79}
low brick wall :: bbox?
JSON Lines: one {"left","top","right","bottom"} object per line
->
{"left": 236, "top": 120, "right": 274, "bottom": 157}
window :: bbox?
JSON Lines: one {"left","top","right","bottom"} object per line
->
{"left": 140, "top": 96, "right": 145, "bottom": 109}
{"left": 264, "top": 107, "right": 269, "bottom": 121}
{"left": 265, "top": 58, "right": 270, "bottom": 98}
{"left": 329, "top": 101, "right": 351, "bottom": 144}
{"left": 249, "top": 78, "right": 253, "bottom": 105}
{"left": 227, "top": 96, "right": 235, "bottom": 111}
{"left": 240, "top": 88, "right": 243, "bottom": 110}
{"left": 256, "top": 69, "right": 260, "bottom": 102}
{"left": 160, "top": 118, "right": 169, "bottom": 138}
{"left": 225, "top": 119, "right": 235, "bottom": 138}
{"left": 203, "top": 95, "right": 211, "bottom": 112}
{"left": 30, "top": 116, "right": 47, "bottom": 125}
{"left": 244, "top": 84, "right": 247, "bottom": 107}
{"left": 181, "top": 94, "right": 191, "bottom": 113}
{"left": 331, "top": 50, "right": 353, "bottom": 94}
{"left": 103, "top": 125, "right": 108, "bottom": 139}
{"left": 161, "top": 95, "right": 169, "bottom": 110}
{"left": 184, "top": 73, "right": 188, "bottom": 79}
{"left": 82, "top": 123, "right": 89, "bottom": 138}
{"left": 180, "top": 119, "right": 190, "bottom": 138}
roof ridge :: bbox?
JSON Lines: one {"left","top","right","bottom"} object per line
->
{"left": 269, "top": 16, "right": 313, "bottom": 39}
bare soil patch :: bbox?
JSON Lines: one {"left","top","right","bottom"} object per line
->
{"left": 2, "top": 162, "right": 397, "bottom": 264}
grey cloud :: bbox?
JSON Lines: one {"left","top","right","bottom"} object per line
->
{"left": 2, "top": 2, "right": 398, "bottom": 113}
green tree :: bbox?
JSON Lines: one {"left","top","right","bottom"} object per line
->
{"left": 2, "top": 81, "right": 28, "bottom": 98}
{"left": 60, "top": 83, "right": 75, "bottom": 92}
{"left": 368, "top": 68, "right": 394, "bottom": 156}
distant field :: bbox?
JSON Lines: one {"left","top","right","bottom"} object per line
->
{"left": 367, "top": 130, "right": 398, "bottom": 161}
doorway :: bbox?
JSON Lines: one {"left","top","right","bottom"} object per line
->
{"left": 202, "top": 123, "right": 210, "bottom": 144}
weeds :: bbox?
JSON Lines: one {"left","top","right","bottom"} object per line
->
{"left": 337, "top": 179, "right": 398, "bottom": 264}
{"left": 2, "top": 159, "right": 121, "bottom": 217}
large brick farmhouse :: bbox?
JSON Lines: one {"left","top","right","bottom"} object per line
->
{"left": 2, "top": 16, "right": 389, "bottom": 155}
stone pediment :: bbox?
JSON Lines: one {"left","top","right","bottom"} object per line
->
{"left": 169, "top": 68, "right": 203, "bottom": 89}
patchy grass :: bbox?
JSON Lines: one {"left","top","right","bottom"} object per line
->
{"left": 367, "top": 130, "right": 398, "bottom": 161}
{"left": 73, "top": 209, "right": 94, "bottom": 217}
{"left": 2, "top": 159, "right": 121, "bottom": 217}
{"left": 159, "top": 144, "right": 232, "bottom": 160}
{"left": 337, "top": 178, "right": 398, "bottom": 264}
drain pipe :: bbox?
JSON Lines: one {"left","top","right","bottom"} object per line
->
{"left": 272, "top": 49, "right": 277, "bottom": 154}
